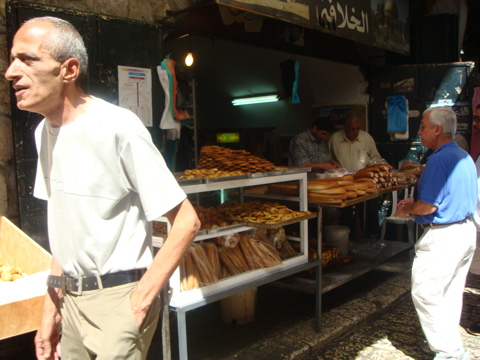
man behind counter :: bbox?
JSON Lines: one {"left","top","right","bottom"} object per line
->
{"left": 328, "top": 112, "right": 381, "bottom": 173}
{"left": 288, "top": 117, "right": 341, "bottom": 176}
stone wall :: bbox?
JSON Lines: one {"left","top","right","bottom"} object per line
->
{"left": 0, "top": 0, "right": 180, "bottom": 225}
{"left": 0, "top": 1, "right": 17, "bottom": 222}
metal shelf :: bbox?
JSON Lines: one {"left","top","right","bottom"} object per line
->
{"left": 168, "top": 171, "right": 313, "bottom": 360}
{"left": 180, "top": 171, "right": 309, "bottom": 194}
{"left": 274, "top": 240, "right": 412, "bottom": 294}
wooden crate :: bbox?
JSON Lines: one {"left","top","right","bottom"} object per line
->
{"left": 0, "top": 216, "right": 52, "bottom": 340}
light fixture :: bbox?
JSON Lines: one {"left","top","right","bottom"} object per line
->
{"left": 232, "top": 95, "right": 279, "bottom": 106}
{"left": 185, "top": 52, "right": 194, "bottom": 66}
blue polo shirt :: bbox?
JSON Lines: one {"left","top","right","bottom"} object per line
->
{"left": 416, "top": 141, "right": 477, "bottom": 225}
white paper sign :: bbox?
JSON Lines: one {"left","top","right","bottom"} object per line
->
{"left": 118, "top": 66, "right": 153, "bottom": 126}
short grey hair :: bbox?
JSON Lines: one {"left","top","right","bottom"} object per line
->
{"left": 344, "top": 110, "right": 360, "bottom": 127}
{"left": 423, "top": 106, "right": 457, "bottom": 139}
{"left": 23, "top": 16, "right": 88, "bottom": 81}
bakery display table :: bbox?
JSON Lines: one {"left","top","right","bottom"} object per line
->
{"left": 274, "top": 186, "right": 414, "bottom": 328}
{"left": 155, "top": 169, "right": 318, "bottom": 360}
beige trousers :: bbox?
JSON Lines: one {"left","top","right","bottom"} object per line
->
{"left": 60, "top": 282, "right": 161, "bottom": 360}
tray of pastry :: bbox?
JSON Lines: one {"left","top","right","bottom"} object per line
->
{"left": 241, "top": 211, "right": 317, "bottom": 228}
{"left": 176, "top": 178, "right": 205, "bottom": 186}
{"left": 206, "top": 222, "right": 247, "bottom": 234}
{"left": 248, "top": 170, "right": 283, "bottom": 178}
{"left": 221, "top": 201, "right": 316, "bottom": 227}
{"left": 279, "top": 167, "right": 311, "bottom": 175}
{"left": 203, "top": 173, "right": 250, "bottom": 183}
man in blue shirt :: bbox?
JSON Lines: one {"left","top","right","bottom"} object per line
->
{"left": 396, "top": 106, "right": 476, "bottom": 360}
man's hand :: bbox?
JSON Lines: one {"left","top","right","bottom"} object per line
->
{"left": 394, "top": 197, "right": 437, "bottom": 218}
{"left": 128, "top": 199, "right": 200, "bottom": 330}
{"left": 395, "top": 197, "right": 414, "bottom": 218}
{"left": 130, "top": 287, "right": 150, "bottom": 329}
{"left": 35, "top": 334, "right": 61, "bottom": 360}
{"left": 35, "top": 296, "right": 62, "bottom": 360}
{"left": 320, "top": 163, "right": 335, "bottom": 171}
{"left": 36, "top": 260, "right": 63, "bottom": 360}
{"left": 329, "top": 159, "right": 342, "bottom": 169}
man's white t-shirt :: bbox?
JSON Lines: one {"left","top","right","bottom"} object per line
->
{"left": 34, "top": 97, "right": 186, "bottom": 276}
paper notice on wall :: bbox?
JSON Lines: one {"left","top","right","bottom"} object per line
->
{"left": 118, "top": 66, "right": 153, "bottom": 126}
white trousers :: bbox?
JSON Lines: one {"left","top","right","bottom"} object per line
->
{"left": 411, "top": 220, "right": 476, "bottom": 356}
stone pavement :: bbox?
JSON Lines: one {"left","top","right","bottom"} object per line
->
{"left": 308, "top": 270, "right": 480, "bottom": 360}
{"left": 148, "top": 253, "right": 480, "bottom": 360}
{"left": 2, "top": 253, "right": 479, "bottom": 360}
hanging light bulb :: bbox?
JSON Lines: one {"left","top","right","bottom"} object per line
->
{"left": 185, "top": 52, "right": 194, "bottom": 66}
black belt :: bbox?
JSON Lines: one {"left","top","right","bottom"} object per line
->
{"left": 420, "top": 217, "right": 471, "bottom": 229}
{"left": 47, "top": 268, "right": 147, "bottom": 296}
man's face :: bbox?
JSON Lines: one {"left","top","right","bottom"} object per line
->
{"left": 5, "top": 21, "right": 65, "bottom": 115}
{"left": 311, "top": 127, "right": 331, "bottom": 142}
{"left": 345, "top": 121, "right": 360, "bottom": 141}
{"left": 473, "top": 108, "right": 480, "bottom": 136}
{"left": 418, "top": 112, "right": 437, "bottom": 149}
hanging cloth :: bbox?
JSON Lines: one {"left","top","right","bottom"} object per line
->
{"left": 387, "top": 95, "right": 408, "bottom": 133}
{"left": 162, "top": 58, "right": 190, "bottom": 120}
{"left": 157, "top": 65, "right": 181, "bottom": 139}
{"left": 280, "top": 59, "right": 300, "bottom": 104}
{"left": 175, "top": 62, "right": 193, "bottom": 110}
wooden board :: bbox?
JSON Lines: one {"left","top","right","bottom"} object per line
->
{"left": 0, "top": 216, "right": 52, "bottom": 340}
{"left": 0, "top": 295, "right": 45, "bottom": 340}
{"left": 0, "top": 217, "right": 51, "bottom": 274}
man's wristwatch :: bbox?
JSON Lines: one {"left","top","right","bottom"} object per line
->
{"left": 403, "top": 205, "right": 410, "bottom": 216}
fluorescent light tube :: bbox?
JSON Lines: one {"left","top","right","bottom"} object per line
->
{"left": 232, "top": 95, "right": 279, "bottom": 106}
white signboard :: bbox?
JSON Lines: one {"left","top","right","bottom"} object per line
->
{"left": 118, "top": 66, "right": 153, "bottom": 126}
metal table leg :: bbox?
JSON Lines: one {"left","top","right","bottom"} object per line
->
{"left": 160, "top": 286, "right": 171, "bottom": 360}
{"left": 316, "top": 205, "right": 323, "bottom": 332}
{"left": 177, "top": 309, "right": 188, "bottom": 360}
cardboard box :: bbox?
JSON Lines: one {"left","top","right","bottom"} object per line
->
{"left": 0, "top": 216, "right": 52, "bottom": 340}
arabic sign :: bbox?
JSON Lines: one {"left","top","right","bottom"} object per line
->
{"left": 217, "top": 0, "right": 409, "bottom": 55}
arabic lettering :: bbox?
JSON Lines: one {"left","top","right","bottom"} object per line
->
{"left": 317, "top": 0, "right": 369, "bottom": 34}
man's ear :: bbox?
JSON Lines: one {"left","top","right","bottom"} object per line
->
{"left": 62, "top": 58, "right": 80, "bottom": 83}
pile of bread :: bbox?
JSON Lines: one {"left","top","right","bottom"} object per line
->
{"left": 180, "top": 228, "right": 298, "bottom": 291}
{"left": 306, "top": 238, "right": 352, "bottom": 270}
{"left": 397, "top": 160, "right": 424, "bottom": 184}
{"left": 152, "top": 221, "right": 168, "bottom": 238}
{"left": 0, "top": 263, "right": 28, "bottom": 282}
{"left": 196, "top": 145, "right": 276, "bottom": 174}
{"left": 307, "top": 163, "right": 397, "bottom": 204}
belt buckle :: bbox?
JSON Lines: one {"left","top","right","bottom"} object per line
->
{"left": 66, "top": 275, "right": 83, "bottom": 296}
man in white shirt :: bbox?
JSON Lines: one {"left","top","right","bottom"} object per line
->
{"left": 328, "top": 113, "right": 381, "bottom": 173}
{"left": 5, "top": 16, "right": 200, "bottom": 360}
